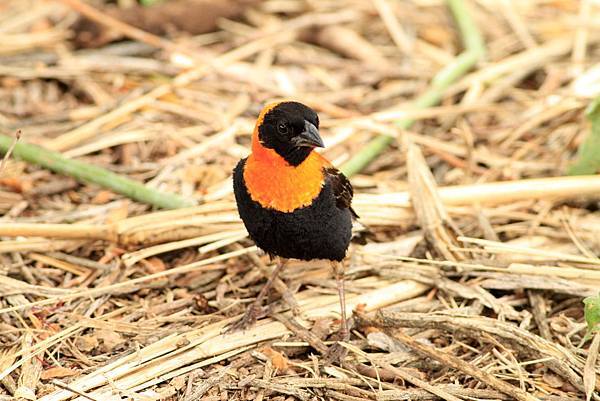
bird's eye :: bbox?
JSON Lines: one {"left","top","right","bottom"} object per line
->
{"left": 277, "top": 122, "right": 288, "bottom": 135}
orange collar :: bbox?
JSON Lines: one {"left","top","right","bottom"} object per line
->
{"left": 244, "top": 103, "right": 328, "bottom": 212}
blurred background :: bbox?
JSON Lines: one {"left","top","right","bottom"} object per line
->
{"left": 1, "top": 1, "right": 600, "bottom": 401}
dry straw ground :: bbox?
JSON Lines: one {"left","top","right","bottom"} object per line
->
{"left": 0, "top": 0, "right": 600, "bottom": 400}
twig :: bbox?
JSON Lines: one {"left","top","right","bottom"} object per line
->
{"left": 0, "top": 134, "right": 195, "bottom": 209}
{"left": 584, "top": 332, "right": 600, "bottom": 401}
{"left": 0, "top": 129, "right": 20, "bottom": 175}
{"left": 0, "top": 223, "right": 116, "bottom": 241}
{"left": 185, "top": 368, "right": 230, "bottom": 401}
{"left": 356, "top": 175, "right": 600, "bottom": 208}
{"left": 36, "top": 280, "right": 427, "bottom": 401}
{"left": 376, "top": 362, "right": 463, "bottom": 401}
{"left": 372, "top": 0, "right": 412, "bottom": 54}
{"left": 57, "top": 0, "right": 179, "bottom": 54}
{"left": 358, "top": 313, "right": 539, "bottom": 401}
{"left": 1, "top": 175, "right": 599, "bottom": 242}
{"left": 51, "top": 380, "right": 101, "bottom": 401}
{"left": 249, "top": 379, "right": 312, "bottom": 401}
{"left": 271, "top": 314, "right": 329, "bottom": 355}
{"left": 572, "top": 0, "right": 592, "bottom": 66}
{"left": 341, "top": 0, "right": 486, "bottom": 176}
{"left": 357, "top": 311, "right": 584, "bottom": 392}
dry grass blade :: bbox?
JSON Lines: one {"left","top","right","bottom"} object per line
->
{"left": 0, "top": 130, "right": 20, "bottom": 175}
{"left": 58, "top": 0, "right": 177, "bottom": 52}
{"left": 372, "top": 0, "right": 412, "bottom": 54}
{"left": 0, "top": 247, "right": 257, "bottom": 315}
{"left": 14, "top": 334, "right": 42, "bottom": 401}
{"left": 39, "top": 279, "right": 428, "bottom": 401}
{"left": 1, "top": 175, "right": 598, "bottom": 245}
{"left": 375, "top": 362, "right": 463, "bottom": 401}
{"left": 407, "top": 142, "right": 464, "bottom": 261}
{"left": 1, "top": 0, "right": 599, "bottom": 400}
{"left": 363, "top": 311, "right": 586, "bottom": 392}
{"left": 0, "top": 223, "right": 116, "bottom": 241}
{"left": 49, "top": 381, "right": 101, "bottom": 401}
{"left": 584, "top": 332, "right": 600, "bottom": 401}
{"left": 365, "top": 316, "right": 539, "bottom": 401}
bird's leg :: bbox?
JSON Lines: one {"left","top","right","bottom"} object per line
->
{"left": 325, "top": 260, "right": 350, "bottom": 364}
{"left": 247, "top": 251, "right": 300, "bottom": 316}
{"left": 281, "top": 286, "right": 301, "bottom": 317}
{"left": 333, "top": 260, "right": 349, "bottom": 341}
{"left": 228, "top": 258, "right": 288, "bottom": 332}
{"left": 252, "top": 257, "right": 288, "bottom": 313}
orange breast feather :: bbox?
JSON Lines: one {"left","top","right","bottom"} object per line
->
{"left": 244, "top": 151, "right": 326, "bottom": 212}
{"left": 243, "top": 101, "right": 331, "bottom": 212}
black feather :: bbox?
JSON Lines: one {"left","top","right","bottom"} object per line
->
{"left": 324, "top": 167, "right": 359, "bottom": 219}
{"left": 257, "top": 101, "right": 320, "bottom": 166}
{"left": 233, "top": 159, "right": 353, "bottom": 262}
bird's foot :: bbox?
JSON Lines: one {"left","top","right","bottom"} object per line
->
{"left": 226, "top": 302, "right": 266, "bottom": 333}
{"left": 324, "top": 320, "right": 350, "bottom": 365}
{"left": 291, "top": 304, "right": 302, "bottom": 317}
{"left": 324, "top": 341, "right": 348, "bottom": 365}
{"left": 282, "top": 289, "right": 301, "bottom": 317}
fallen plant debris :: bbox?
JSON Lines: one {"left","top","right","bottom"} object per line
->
{"left": 0, "top": 0, "right": 599, "bottom": 400}
{"left": 584, "top": 292, "right": 600, "bottom": 339}
{"left": 569, "top": 96, "right": 600, "bottom": 175}
{"left": 0, "top": 133, "right": 195, "bottom": 209}
{"left": 69, "top": 0, "right": 261, "bottom": 48}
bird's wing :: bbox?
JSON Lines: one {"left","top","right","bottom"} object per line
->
{"left": 324, "top": 167, "right": 359, "bottom": 219}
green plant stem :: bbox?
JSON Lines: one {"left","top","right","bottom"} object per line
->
{"left": 567, "top": 96, "right": 600, "bottom": 175}
{"left": 139, "top": 0, "right": 163, "bottom": 6}
{"left": 341, "top": 0, "right": 485, "bottom": 177}
{"left": 447, "top": 0, "right": 485, "bottom": 58}
{"left": 0, "top": 134, "right": 196, "bottom": 210}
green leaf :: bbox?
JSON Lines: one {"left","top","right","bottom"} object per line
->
{"left": 583, "top": 292, "right": 600, "bottom": 340}
{"left": 0, "top": 134, "right": 195, "bottom": 210}
{"left": 567, "top": 96, "right": 600, "bottom": 175}
{"left": 139, "top": 0, "right": 163, "bottom": 6}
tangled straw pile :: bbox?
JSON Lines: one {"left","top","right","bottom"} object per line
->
{"left": 0, "top": 0, "right": 599, "bottom": 400}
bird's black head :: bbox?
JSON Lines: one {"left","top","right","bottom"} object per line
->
{"left": 257, "top": 101, "right": 323, "bottom": 166}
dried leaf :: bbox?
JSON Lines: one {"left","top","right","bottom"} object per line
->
{"left": 0, "top": 177, "right": 31, "bottom": 193}
{"left": 420, "top": 25, "right": 452, "bottom": 46}
{"left": 97, "top": 329, "right": 123, "bottom": 353}
{"left": 261, "top": 346, "right": 289, "bottom": 371}
{"left": 169, "top": 375, "right": 187, "bottom": 391}
{"left": 141, "top": 257, "right": 166, "bottom": 274}
{"left": 75, "top": 335, "right": 98, "bottom": 352}
{"left": 41, "top": 367, "right": 78, "bottom": 380}
{"left": 91, "top": 190, "right": 116, "bottom": 204}
{"left": 542, "top": 371, "right": 564, "bottom": 388}
{"left": 367, "top": 331, "right": 410, "bottom": 353}
{"left": 106, "top": 203, "right": 129, "bottom": 223}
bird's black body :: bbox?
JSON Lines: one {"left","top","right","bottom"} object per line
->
{"left": 233, "top": 158, "right": 353, "bottom": 261}
{"left": 229, "top": 101, "right": 358, "bottom": 338}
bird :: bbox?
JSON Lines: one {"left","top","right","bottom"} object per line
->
{"left": 231, "top": 101, "right": 358, "bottom": 347}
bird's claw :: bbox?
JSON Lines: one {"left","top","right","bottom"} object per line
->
{"left": 225, "top": 303, "right": 266, "bottom": 333}
{"left": 324, "top": 317, "right": 351, "bottom": 365}
{"left": 282, "top": 292, "right": 301, "bottom": 316}
{"left": 324, "top": 341, "right": 348, "bottom": 365}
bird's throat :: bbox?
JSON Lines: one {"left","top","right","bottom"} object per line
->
{"left": 243, "top": 151, "right": 325, "bottom": 213}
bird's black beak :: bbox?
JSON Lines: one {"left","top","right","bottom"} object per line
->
{"left": 292, "top": 120, "right": 324, "bottom": 148}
